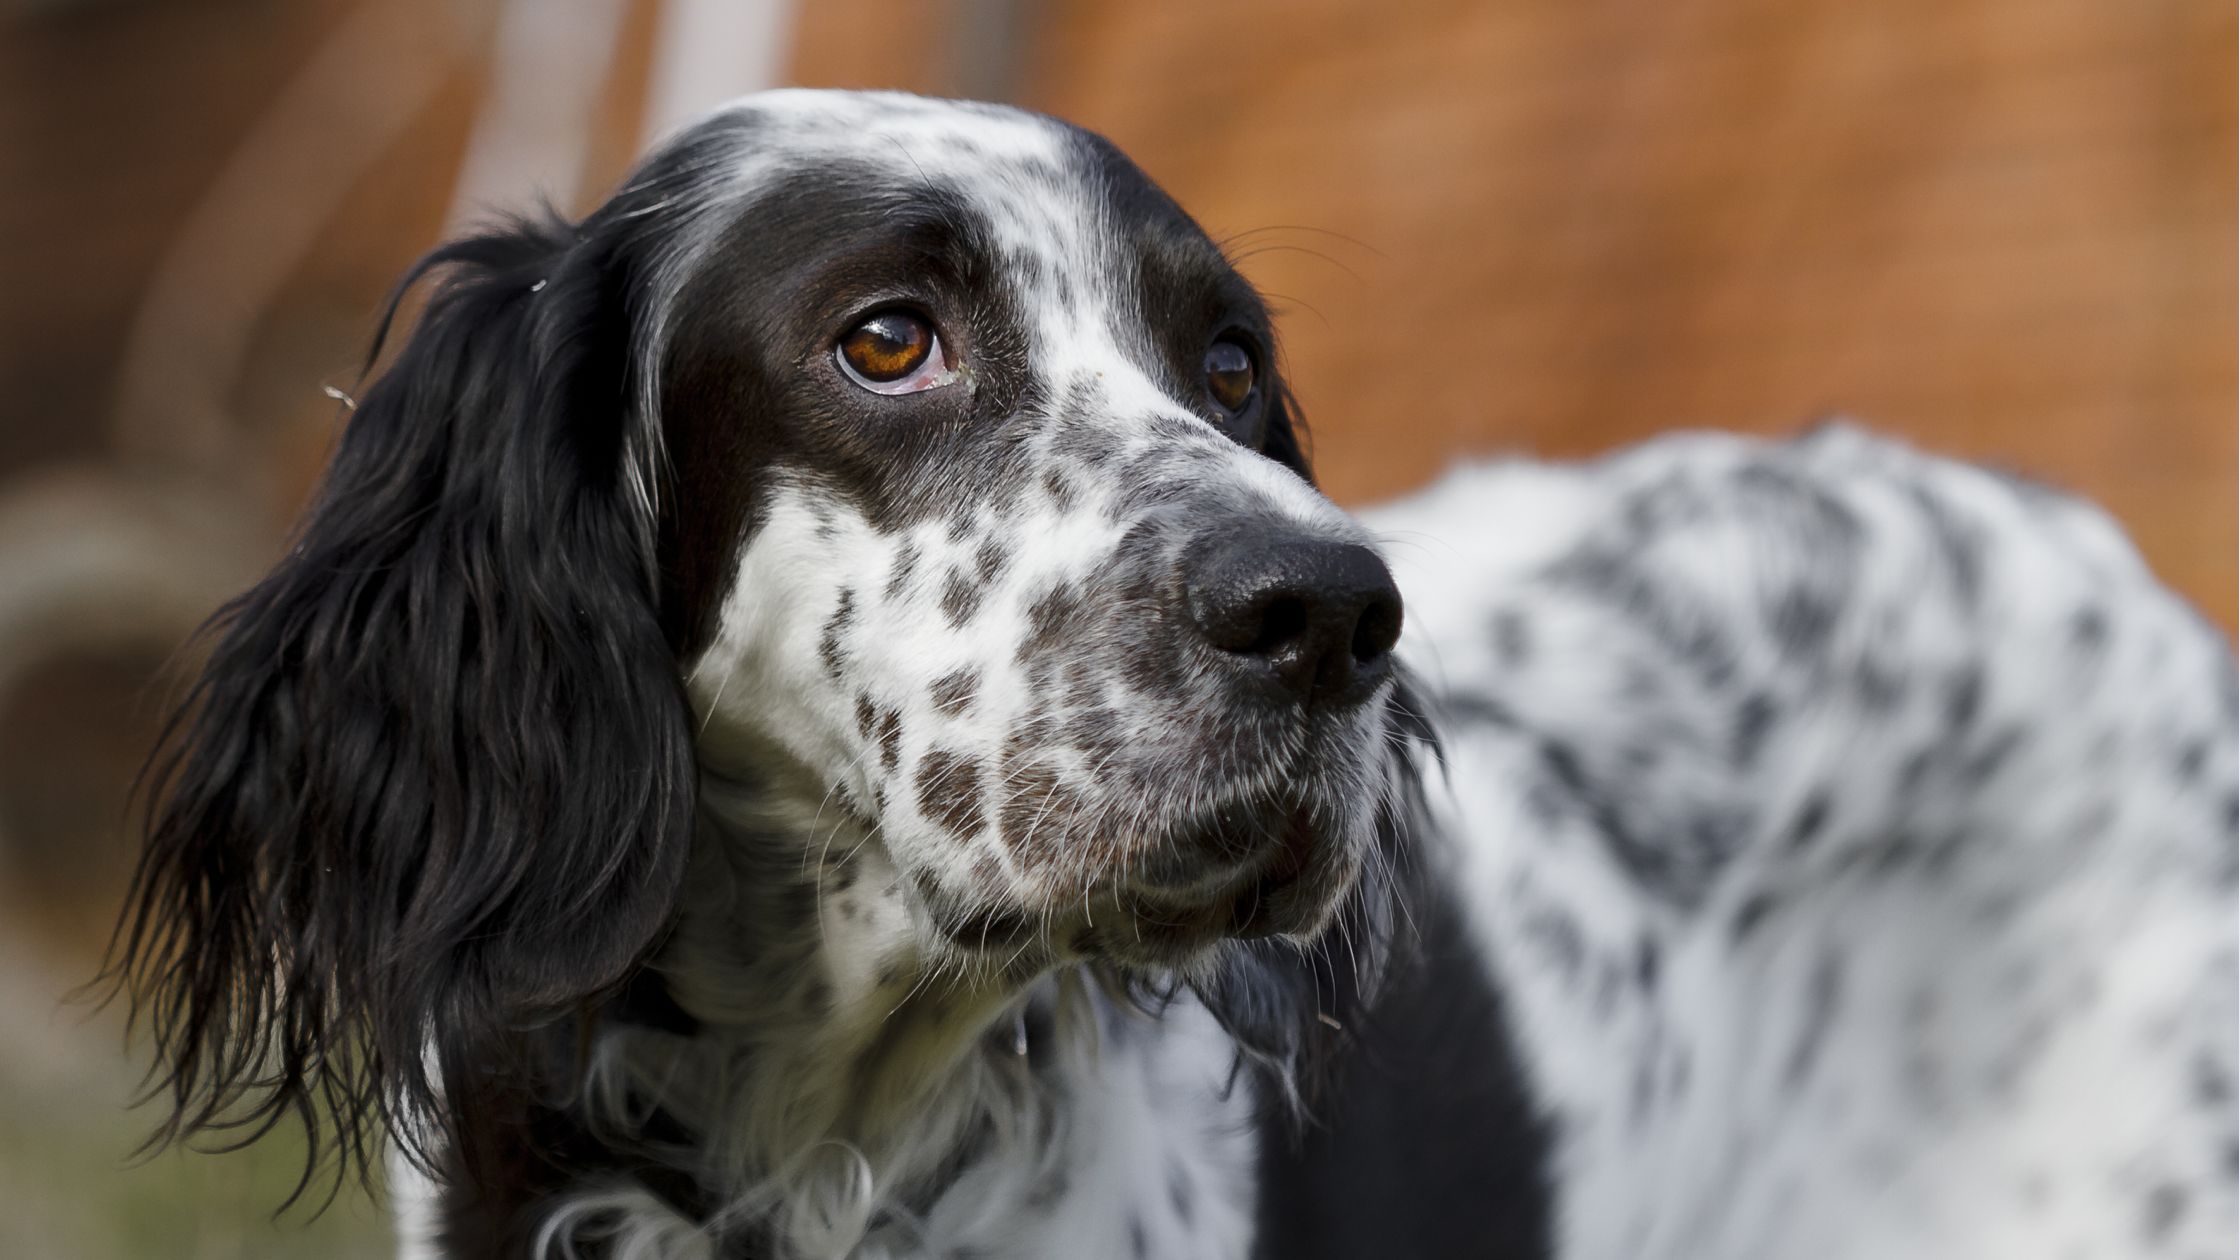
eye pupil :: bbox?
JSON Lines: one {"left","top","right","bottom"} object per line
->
{"left": 1205, "top": 340, "right": 1255, "bottom": 413}
{"left": 841, "top": 312, "right": 933, "bottom": 383}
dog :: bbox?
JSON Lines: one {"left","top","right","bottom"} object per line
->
{"left": 109, "top": 90, "right": 2235, "bottom": 1259}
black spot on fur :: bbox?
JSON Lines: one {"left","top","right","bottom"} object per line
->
{"left": 818, "top": 589, "right": 857, "bottom": 678}
{"left": 1768, "top": 585, "right": 1840, "bottom": 657}
{"left": 931, "top": 668, "right": 981, "bottom": 716}
{"left": 1022, "top": 583, "right": 1087, "bottom": 660}
{"left": 2141, "top": 1182, "right": 2189, "bottom": 1244}
{"left": 2175, "top": 739, "right": 2210, "bottom": 783}
{"left": 1783, "top": 951, "right": 1845, "bottom": 1089}
{"left": 1944, "top": 664, "right": 1984, "bottom": 734}
{"left": 1961, "top": 725, "right": 2026, "bottom": 786}
{"left": 886, "top": 540, "right": 920, "bottom": 600}
{"left": 941, "top": 568, "right": 984, "bottom": 626}
{"left": 973, "top": 536, "right": 1009, "bottom": 584}
{"left": 1787, "top": 789, "right": 1832, "bottom": 851}
{"left": 916, "top": 749, "right": 985, "bottom": 837}
{"left": 1732, "top": 692, "right": 1777, "bottom": 769}
{"left": 1041, "top": 468, "right": 1078, "bottom": 511}
{"left": 875, "top": 707, "right": 903, "bottom": 772}
{"left": 1729, "top": 889, "right": 1782, "bottom": 943}
{"left": 1491, "top": 608, "right": 1532, "bottom": 668}
{"left": 2069, "top": 603, "right": 2109, "bottom": 650}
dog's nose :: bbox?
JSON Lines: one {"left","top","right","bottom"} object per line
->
{"left": 1184, "top": 531, "right": 1402, "bottom": 707}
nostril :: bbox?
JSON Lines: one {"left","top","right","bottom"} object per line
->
{"left": 1351, "top": 592, "right": 1402, "bottom": 664}
{"left": 1250, "top": 595, "right": 1310, "bottom": 656}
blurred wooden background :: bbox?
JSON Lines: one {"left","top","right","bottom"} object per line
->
{"left": 0, "top": 0, "right": 2229, "bottom": 1253}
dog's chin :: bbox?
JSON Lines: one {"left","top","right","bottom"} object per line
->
{"left": 919, "top": 818, "right": 1366, "bottom": 977}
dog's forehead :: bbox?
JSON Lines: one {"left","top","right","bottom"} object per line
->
{"left": 709, "top": 90, "right": 1107, "bottom": 248}
{"left": 727, "top": 89, "right": 1070, "bottom": 167}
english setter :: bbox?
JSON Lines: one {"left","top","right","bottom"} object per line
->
{"left": 110, "top": 90, "right": 2235, "bottom": 1259}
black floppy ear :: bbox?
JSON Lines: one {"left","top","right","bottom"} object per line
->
{"left": 108, "top": 212, "right": 696, "bottom": 1194}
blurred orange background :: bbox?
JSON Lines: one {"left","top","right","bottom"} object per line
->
{"left": 0, "top": 0, "right": 2230, "bottom": 1254}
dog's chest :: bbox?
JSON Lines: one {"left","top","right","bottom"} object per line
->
{"left": 868, "top": 1001, "right": 1261, "bottom": 1260}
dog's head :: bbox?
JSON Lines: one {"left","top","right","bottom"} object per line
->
{"left": 113, "top": 90, "right": 1415, "bottom": 1184}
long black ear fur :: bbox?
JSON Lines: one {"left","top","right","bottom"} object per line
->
{"left": 105, "top": 212, "right": 697, "bottom": 1199}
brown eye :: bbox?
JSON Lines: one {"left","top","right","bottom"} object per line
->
{"left": 1205, "top": 339, "right": 1255, "bottom": 413}
{"left": 838, "top": 310, "right": 947, "bottom": 392}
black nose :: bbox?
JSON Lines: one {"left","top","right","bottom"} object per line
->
{"left": 1185, "top": 532, "right": 1403, "bottom": 707}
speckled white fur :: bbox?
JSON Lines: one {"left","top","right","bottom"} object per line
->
{"left": 1374, "top": 425, "right": 2236, "bottom": 1260}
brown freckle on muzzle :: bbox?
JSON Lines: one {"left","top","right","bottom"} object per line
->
{"left": 916, "top": 749, "right": 986, "bottom": 838}
{"left": 1021, "top": 582, "right": 1087, "bottom": 660}
{"left": 931, "top": 668, "right": 981, "bottom": 716}
{"left": 998, "top": 750, "right": 1092, "bottom": 867}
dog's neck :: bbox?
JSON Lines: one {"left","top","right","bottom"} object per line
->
{"left": 568, "top": 768, "right": 1260, "bottom": 1257}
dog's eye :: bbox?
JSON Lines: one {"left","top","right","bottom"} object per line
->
{"left": 838, "top": 310, "right": 954, "bottom": 394}
{"left": 1205, "top": 339, "right": 1256, "bottom": 413}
